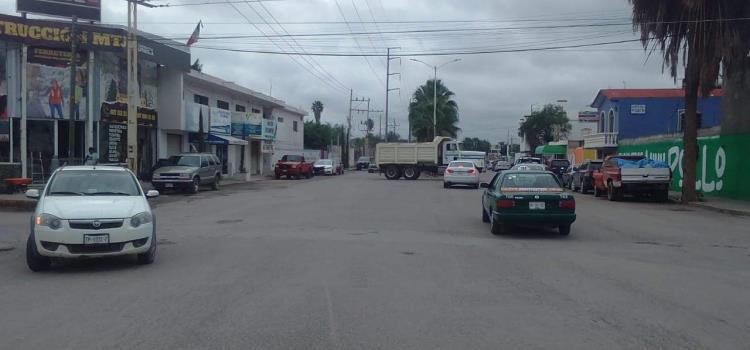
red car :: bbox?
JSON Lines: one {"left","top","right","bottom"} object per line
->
{"left": 275, "top": 155, "right": 314, "bottom": 179}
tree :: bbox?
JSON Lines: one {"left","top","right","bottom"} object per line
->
{"left": 304, "top": 121, "right": 332, "bottom": 149}
{"left": 311, "top": 100, "right": 324, "bottom": 124}
{"left": 408, "top": 79, "right": 460, "bottom": 142}
{"left": 629, "top": 0, "right": 744, "bottom": 202}
{"left": 386, "top": 131, "right": 401, "bottom": 142}
{"left": 518, "top": 104, "right": 570, "bottom": 153}
{"left": 462, "top": 137, "right": 492, "bottom": 152}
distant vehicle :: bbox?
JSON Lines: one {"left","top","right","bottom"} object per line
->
{"left": 152, "top": 153, "right": 222, "bottom": 193}
{"left": 511, "top": 163, "right": 547, "bottom": 171}
{"left": 275, "top": 155, "right": 314, "bottom": 179}
{"left": 458, "top": 151, "right": 487, "bottom": 173}
{"left": 547, "top": 159, "right": 570, "bottom": 179}
{"left": 368, "top": 164, "right": 379, "bottom": 173}
{"left": 376, "top": 137, "right": 485, "bottom": 180}
{"left": 356, "top": 157, "right": 371, "bottom": 171}
{"left": 25, "top": 166, "right": 159, "bottom": 271}
{"left": 592, "top": 155, "right": 671, "bottom": 201}
{"left": 480, "top": 170, "right": 576, "bottom": 236}
{"left": 493, "top": 160, "right": 512, "bottom": 172}
{"left": 443, "top": 161, "right": 480, "bottom": 189}
{"left": 570, "top": 160, "right": 603, "bottom": 193}
{"left": 562, "top": 166, "right": 576, "bottom": 188}
{"left": 514, "top": 157, "right": 542, "bottom": 165}
{"left": 313, "top": 159, "right": 343, "bottom": 176}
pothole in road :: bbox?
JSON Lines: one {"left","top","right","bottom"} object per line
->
{"left": 634, "top": 241, "right": 683, "bottom": 248}
{"left": 216, "top": 219, "right": 244, "bottom": 224}
{"left": 0, "top": 245, "right": 15, "bottom": 252}
{"left": 402, "top": 251, "right": 416, "bottom": 256}
{"left": 158, "top": 239, "right": 176, "bottom": 245}
{"left": 347, "top": 230, "right": 379, "bottom": 236}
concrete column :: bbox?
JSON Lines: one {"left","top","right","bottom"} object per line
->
{"left": 20, "top": 46, "right": 27, "bottom": 178}
{"left": 86, "top": 51, "right": 94, "bottom": 151}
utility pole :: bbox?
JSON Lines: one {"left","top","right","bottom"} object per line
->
{"left": 346, "top": 89, "right": 353, "bottom": 168}
{"left": 67, "top": 16, "right": 77, "bottom": 162}
{"left": 385, "top": 47, "right": 400, "bottom": 142}
{"left": 126, "top": 0, "right": 156, "bottom": 175}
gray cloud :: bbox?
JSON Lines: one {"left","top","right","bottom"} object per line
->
{"left": 1, "top": 0, "right": 683, "bottom": 143}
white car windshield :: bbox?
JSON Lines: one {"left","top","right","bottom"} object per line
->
{"left": 47, "top": 170, "right": 140, "bottom": 196}
{"left": 316, "top": 160, "right": 333, "bottom": 166}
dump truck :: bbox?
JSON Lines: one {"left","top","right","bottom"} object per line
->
{"left": 376, "top": 137, "right": 485, "bottom": 180}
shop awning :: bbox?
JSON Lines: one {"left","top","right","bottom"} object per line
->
{"left": 535, "top": 144, "right": 567, "bottom": 155}
{"left": 207, "top": 134, "right": 248, "bottom": 146}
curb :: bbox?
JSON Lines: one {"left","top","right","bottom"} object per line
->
{"left": 0, "top": 199, "right": 36, "bottom": 212}
{"left": 685, "top": 202, "right": 750, "bottom": 218}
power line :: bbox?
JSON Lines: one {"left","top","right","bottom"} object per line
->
{"left": 335, "top": 0, "right": 385, "bottom": 87}
{"left": 192, "top": 37, "right": 649, "bottom": 56}
{"left": 153, "top": 0, "right": 283, "bottom": 7}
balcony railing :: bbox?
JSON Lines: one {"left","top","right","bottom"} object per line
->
{"left": 584, "top": 132, "right": 618, "bottom": 148}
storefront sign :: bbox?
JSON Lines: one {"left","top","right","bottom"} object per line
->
{"left": 262, "top": 119, "right": 276, "bottom": 140}
{"left": 17, "top": 0, "right": 102, "bottom": 22}
{"left": 262, "top": 140, "right": 274, "bottom": 153}
{"left": 210, "top": 108, "right": 231, "bottom": 135}
{"left": 231, "top": 111, "right": 262, "bottom": 138}
{"left": 630, "top": 104, "right": 646, "bottom": 115}
{"left": 0, "top": 14, "right": 190, "bottom": 70}
{"left": 100, "top": 102, "right": 157, "bottom": 127}
{"left": 106, "top": 123, "right": 126, "bottom": 163}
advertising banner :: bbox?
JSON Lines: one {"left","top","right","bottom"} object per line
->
{"left": 262, "top": 119, "right": 276, "bottom": 140}
{"left": 210, "top": 108, "right": 231, "bottom": 135}
{"left": 17, "top": 0, "right": 101, "bottom": 22}
{"left": 231, "top": 111, "right": 263, "bottom": 138}
{"left": 618, "top": 133, "right": 750, "bottom": 201}
{"left": 25, "top": 46, "right": 88, "bottom": 120}
{"left": 185, "top": 102, "right": 209, "bottom": 133}
{"left": 98, "top": 51, "right": 158, "bottom": 115}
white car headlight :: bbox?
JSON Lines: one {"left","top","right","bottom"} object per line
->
{"left": 130, "top": 212, "right": 153, "bottom": 228}
{"left": 36, "top": 213, "right": 62, "bottom": 230}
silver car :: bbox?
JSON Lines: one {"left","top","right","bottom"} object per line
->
{"left": 151, "top": 153, "right": 222, "bottom": 193}
{"left": 443, "top": 161, "right": 480, "bottom": 189}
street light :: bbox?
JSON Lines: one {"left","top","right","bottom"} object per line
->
{"left": 410, "top": 58, "right": 461, "bottom": 140}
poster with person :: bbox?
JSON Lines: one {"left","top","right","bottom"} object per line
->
{"left": 25, "top": 46, "right": 88, "bottom": 120}
{"left": 98, "top": 51, "right": 158, "bottom": 110}
{"left": 0, "top": 43, "right": 8, "bottom": 144}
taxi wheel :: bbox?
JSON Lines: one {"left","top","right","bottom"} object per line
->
{"left": 26, "top": 233, "right": 51, "bottom": 272}
{"left": 482, "top": 207, "right": 490, "bottom": 223}
{"left": 559, "top": 224, "right": 571, "bottom": 236}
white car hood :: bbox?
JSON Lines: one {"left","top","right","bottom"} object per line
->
{"left": 42, "top": 196, "right": 147, "bottom": 219}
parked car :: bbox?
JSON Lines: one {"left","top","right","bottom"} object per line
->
{"left": 569, "top": 160, "right": 603, "bottom": 193}
{"left": 592, "top": 155, "right": 671, "bottom": 201}
{"left": 368, "top": 164, "right": 379, "bottom": 173}
{"left": 313, "top": 159, "right": 343, "bottom": 175}
{"left": 493, "top": 160, "right": 512, "bottom": 172}
{"left": 443, "top": 160, "right": 480, "bottom": 189}
{"left": 511, "top": 163, "right": 547, "bottom": 171}
{"left": 275, "top": 155, "right": 314, "bottom": 179}
{"left": 356, "top": 156, "right": 371, "bottom": 171}
{"left": 547, "top": 159, "right": 571, "bottom": 179}
{"left": 480, "top": 170, "right": 576, "bottom": 236}
{"left": 151, "top": 153, "right": 222, "bottom": 194}
{"left": 24, "top": 166, "right": 159, "bottom": 271}
{"left": 562, "top": 166, "right": 576, "bottom": 188}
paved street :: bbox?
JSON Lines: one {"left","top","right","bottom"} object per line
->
{"left": 1, "top": 171, "right": 749, "bottom": 349}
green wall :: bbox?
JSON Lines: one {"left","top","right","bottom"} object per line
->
{"left": 618, "top": 133, "right": 750, "bottom": 200}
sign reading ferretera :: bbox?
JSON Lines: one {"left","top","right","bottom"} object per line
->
{"left": 17, "top": 0, "right": 102, "bottom": 22}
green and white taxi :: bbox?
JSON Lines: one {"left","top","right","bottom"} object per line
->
{"left": 481, "top": 170, "right": 576, "bottom": 236}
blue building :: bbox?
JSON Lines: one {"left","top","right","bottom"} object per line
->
{"left": 584, "top": 88, "right": 722, "bottom": 156}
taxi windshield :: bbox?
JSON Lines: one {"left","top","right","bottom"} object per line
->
{"left": 499, "top": 173, "right": 561, "bottom": 190}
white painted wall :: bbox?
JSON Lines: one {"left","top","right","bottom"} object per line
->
{"left": 270, "top": 108, "right": 305, "bottom": 164}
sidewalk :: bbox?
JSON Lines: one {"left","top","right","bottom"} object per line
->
{"left": 669, "top": 191, "right": 750, "bottom": 217}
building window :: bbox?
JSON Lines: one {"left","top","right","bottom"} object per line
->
{"left": 277, "top": 117, "right": 284, "bottom": 123}
{"left": 235, "top": 104, "right": 246, "bottom": 112}
{"left": 607, "top": 110, "right": 615, "bottom": 133}
{"left": 251, "top": 108, "right": 261, "bottom": 114}
{"left": 217, "top": 100, "right": 229, "bottom": 110}
{"left": 599, "top": 112, "right": 605, "bottom": 133}
{"left": 194, "top": 94, "right": 208, "bottom": 106}
{"left": 678, "top": 110, "right": 703, "bottom": 132}
{"left": 293, "top": 121, "right": 298, "bottom": 132}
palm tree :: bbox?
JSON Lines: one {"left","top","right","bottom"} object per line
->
{"left": 408, "top": 79, "right": 460, "bottom": 142}
{"left": 311, "top": 100, "right": 324, "bottom": 124}
{"left": 629, "top": 0, "right": 744, "bottom": 202}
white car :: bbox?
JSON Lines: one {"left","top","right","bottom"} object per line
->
{"left": 25, "top": 166, "right": 159, "bottom": 271}
{"left": 443, "top": 161, "right": 480, "bottom": 189}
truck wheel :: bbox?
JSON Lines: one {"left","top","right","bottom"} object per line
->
{"left": 384, "top": 166, "right": 401, "bottom": 180}
{"left": 190, "top": 177, "right": 200, "bottom": 194}
{"left": 403, "top": 166, "right": 419, "bottom": 180}
{"left": 594, "top": 185, "right": 602, "bottom": 197}
{"left": 657, "top": 190, "right": 669, "bottom": 202}
{"left": 305, "top": 171, "right": 311, "bottom": 179}
{"left": 211, "top": 175, "right": 220, "bottom": 190}
{"left": 275, "top": 173, "right": 280, "bottom": 180}
{"left": 607, "top": 182, "right": 620, "bottom": 201}
{"left": 579, "top": 180, "right": 587, "bottom": 194}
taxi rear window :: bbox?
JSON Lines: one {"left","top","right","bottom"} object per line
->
{"left": 499, "top": 173, "right": 561, "bottom": 191}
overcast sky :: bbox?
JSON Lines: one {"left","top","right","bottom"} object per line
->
{"left": 3, "top": 0, "right": 683, "bottom": 143}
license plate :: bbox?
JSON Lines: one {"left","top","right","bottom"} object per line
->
{"left": 84, "top": 234, "right": 109, "bottom": 245}
{"left": 165, "top": 183, "right": 174, "bottom": 188}
{"left": 529, "top": 202, "right": 546, "bottom": 210}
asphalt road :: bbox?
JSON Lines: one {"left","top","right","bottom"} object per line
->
{"left": 1, "top": 171, "right": 749, "bottom": 349}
